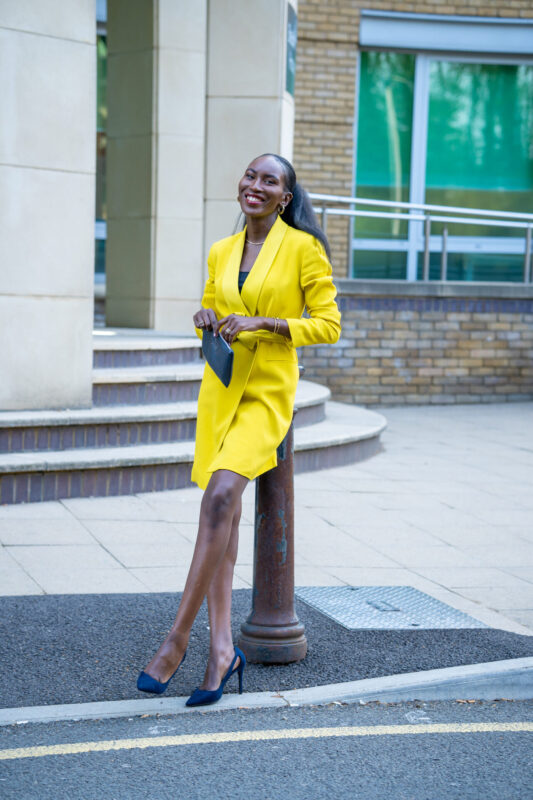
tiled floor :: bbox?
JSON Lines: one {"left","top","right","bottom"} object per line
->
{"left": 1, "top": 402, "right": 532, "bottom": 634}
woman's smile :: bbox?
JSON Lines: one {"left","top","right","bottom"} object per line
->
{"left": 243, "top": 192, "right": 264, "bottom": 206}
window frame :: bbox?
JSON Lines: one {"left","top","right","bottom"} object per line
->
{"left": 352, "top": 49, "right": 533, "bottom": 279}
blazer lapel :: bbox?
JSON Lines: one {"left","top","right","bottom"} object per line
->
{"left": 241, "top": 216, "right": 288, "bottom": 316}
{"left": 220, "top": 230, "right": 248, "bottom": 316}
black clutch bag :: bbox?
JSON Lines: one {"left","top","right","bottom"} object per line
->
{"left": 202, "top": 329, "right": 234, "bottom": 388}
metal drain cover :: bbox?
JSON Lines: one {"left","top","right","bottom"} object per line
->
{"left": 295, "top": 586, "right": 488, "bottom": 630}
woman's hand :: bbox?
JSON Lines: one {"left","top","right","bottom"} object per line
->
{"left": 218, "top": 314, "right": 263, "bottom": 345}
{"left": 193, "top": 308, "right": 219, "bottom": 335}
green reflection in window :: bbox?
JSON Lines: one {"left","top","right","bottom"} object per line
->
{"left": 95, "top": 238, "right": 106, "bottom": 275}
{"left": 352, "top": 250, "right": 407, "bottom": 280}
{"left": 354, "top": 51, "right": 415, "bottom": 240}
{"left": 95, "top": 34, "right": 107, "bottom": 275}
{"left": 97, "top": 35, "right": 107, "bottom": 134}
{"left": 416, "top": 252, "right": 524, "bottom": 283}
{"left": 426, "top": 61, "right": 533, "bottom": 237}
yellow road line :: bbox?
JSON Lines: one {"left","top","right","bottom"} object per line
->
{"left": 1, "top": 722, "right": 532, "bottom": 761}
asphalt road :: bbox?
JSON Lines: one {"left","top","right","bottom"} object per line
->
{"left": 1, "top": 700, "right": 531, "bottom": 799}
{"left": 2, "top": 591, "right": 533, "bottom": 708}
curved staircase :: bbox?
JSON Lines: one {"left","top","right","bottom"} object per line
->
{"left": 0, "top": 330, "right": 386, "bottom": 504}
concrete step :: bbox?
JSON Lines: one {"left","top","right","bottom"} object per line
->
{"left": 0, "top": 382, "right": 329, "bottom": 453}
{"left": 0, "top": 403, "right": 386, "bottom": 504}
{"left": 93, "top": 330, "right": 201, "bottom": 368}
{"left": 294, "top": 402, "right": 386, "bottom": 472}
{"left": 92, "top": 363, "right": 205, "bottom": 405}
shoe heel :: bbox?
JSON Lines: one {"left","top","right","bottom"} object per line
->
{"left": 236, "top": 647, "right": 246, "bottom": 695}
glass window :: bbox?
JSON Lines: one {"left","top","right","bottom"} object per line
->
{"left": 352, "top": 249, "right": 408, "bottom": 280}
{"left": 355, "top": 51, "right": 415, "bottom": 242}
{"left": 426, "top": 61, "right": 533, "bottom": 238}
{"left": 95, "top": 33, "right": 107, "bottom": 275}
{"left": 353, "top": 52, "right": 533, "bottom": 281}
{"left": 416, "top": 252, "right": 525, "bottom": 282}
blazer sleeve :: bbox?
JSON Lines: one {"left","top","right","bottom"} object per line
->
{"left": 286, "top": 238, "right": 342, "bottom": 348}
{"left": 194, "top": 244, "right": 217, "bottom": 340}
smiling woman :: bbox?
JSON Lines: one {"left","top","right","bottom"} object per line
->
{"left": 137, "top": 154, "right": 341, "bottom": 709}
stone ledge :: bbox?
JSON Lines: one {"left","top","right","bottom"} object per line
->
{"left": 92, "top": 364, "right": 205, "bottom": 384}
{"left": 335, "top": 279, "right": 533, "bottom": 300}
{"left": 93, "top": 329, "right": 200, "bottom": 351}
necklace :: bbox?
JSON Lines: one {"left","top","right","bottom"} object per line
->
{"left": 245, "top": 237, "right": 266, "bottom": 245}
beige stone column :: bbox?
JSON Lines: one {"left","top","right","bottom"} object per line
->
{"left": 0, "top": 2, "right": 95, "bottom": 410}
{"left": 105, "top": 0, "right": 207, "bottom": 332}
{"left": 204, "top": 0, "right": 297, "bottom": 253}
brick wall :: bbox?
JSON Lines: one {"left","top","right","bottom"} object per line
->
{"left": 299, "top": 284, "right": 533, "bottom": 404}
{"left": 293, "top": 0, "right": 533, "bottom": 277}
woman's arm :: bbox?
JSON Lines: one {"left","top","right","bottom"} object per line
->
{"left": 284, "top": 239, "right": 341, "bottom": 347}
{"left": 216, "top": 314, "right": 289, "bottom": 344}
{"left": 193, "top": 246, "right": 218, "bottom": 338}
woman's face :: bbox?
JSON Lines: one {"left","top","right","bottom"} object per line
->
{"left": 238, "top": 155, "right": 293, "bottom": 219}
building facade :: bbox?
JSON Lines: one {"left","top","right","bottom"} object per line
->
{"left": 2, "top": 0, "right": 296, "bottom": 410}
{"left": 1, "top": 0, "right": 532, "bottom": 412}
{"left": 291, "top": 1, "right": 533, "bottom": 405}
{"left": 293, "top": 1, "right": 533, "bottom": 279}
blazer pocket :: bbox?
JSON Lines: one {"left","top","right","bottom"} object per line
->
{"left": 264, "top": 342, "right": 298, "bottom": 362}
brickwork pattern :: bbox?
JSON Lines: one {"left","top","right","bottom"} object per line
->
{"left": 94, "top": 347, "right": 200, "bottom": 368}
{"left": 0, "top": 464, "right": 193, "bottom": 505}
{"left": 293, "top": 0, "right": 533, "bottom": 277}
{"left": 0, "top": 420, "right": 197, "bottom": 453}
{"left": 300, "top": 295, "right": 533, "bottom": 405}
{"left": 92, "top": 379, "right": 200, "bottom": 406}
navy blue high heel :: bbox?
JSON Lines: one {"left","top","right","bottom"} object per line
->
{"left": 186, "top": 647, "right": 246, "bottom": 707}
{"left": 137, "top": 651, "right": 186, "bottom": 695}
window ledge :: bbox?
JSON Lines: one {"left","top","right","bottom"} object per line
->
{"left": 335, "top": 279, "right": 533, "bottom": 299}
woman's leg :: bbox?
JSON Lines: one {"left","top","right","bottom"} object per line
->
{"left": 142, "top": 469, "right": 248, "bottom": 683}
{"left": 200, "top": 497, "right": 241, "bottom": 690}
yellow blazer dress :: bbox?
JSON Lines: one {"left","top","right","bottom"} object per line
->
{"left": 191, "top": 215, "right": 341, "bottom": 490}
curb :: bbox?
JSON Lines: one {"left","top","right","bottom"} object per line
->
{"left": 2, "top": 657, "right": 532, "bottom": 727}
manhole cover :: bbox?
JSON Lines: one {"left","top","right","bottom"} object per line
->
{"left": 295, "top": 586, "right": 488, "bottom": 630}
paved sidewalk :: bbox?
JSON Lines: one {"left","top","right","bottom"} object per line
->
{"left": 1, "top": 402, "right": 532, "bottom": 634}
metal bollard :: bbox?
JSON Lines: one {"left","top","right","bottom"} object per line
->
{"left": 238, "top": 419, "right": 308, "bottom": 664}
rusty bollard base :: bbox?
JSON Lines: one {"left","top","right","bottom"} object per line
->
{"left": 239, "top": 620, "right": 308, "bottom": 665}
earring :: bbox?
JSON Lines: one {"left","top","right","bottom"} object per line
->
{"left": 278, "top": 205, "right": 285, "bottom": 215}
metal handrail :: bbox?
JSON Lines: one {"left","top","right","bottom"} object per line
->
{"left": 319, "top": 208, "right": 530, "bottom": 229}
{"left": 309, "top": 192, "right": 533, "bottom": 283}
{"left": 309, "top": 192, "right": 533, "bottom": 222}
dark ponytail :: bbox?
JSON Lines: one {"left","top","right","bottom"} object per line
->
{"left": 259, "top": 154, "right": 331, "bottom": 260}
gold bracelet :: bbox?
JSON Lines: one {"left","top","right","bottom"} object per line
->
{"left": 273, "top": 317, "right": 280, "bottom": 335}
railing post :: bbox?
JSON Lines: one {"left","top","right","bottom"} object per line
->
{"left": 524, "top": 226, "right": 532, "bottom": 283}
{"left": 440, "top": 226, "right": 448, "bottom": 281}
{"left": 238, "top": 418, "right": 307, "bottom": 664}
{"left": 423, "top": 216, "right": 431, "bottom": 281}
{"left": 321, "top": 206, "right": 328, "bottom": 236}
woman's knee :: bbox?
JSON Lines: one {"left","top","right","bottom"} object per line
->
{"left": 202, "top": 482, "right": 239, "bottom": 528}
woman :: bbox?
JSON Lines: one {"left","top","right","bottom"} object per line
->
{"left": 137, "top": 153, "right": 341, "bottom": 706}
